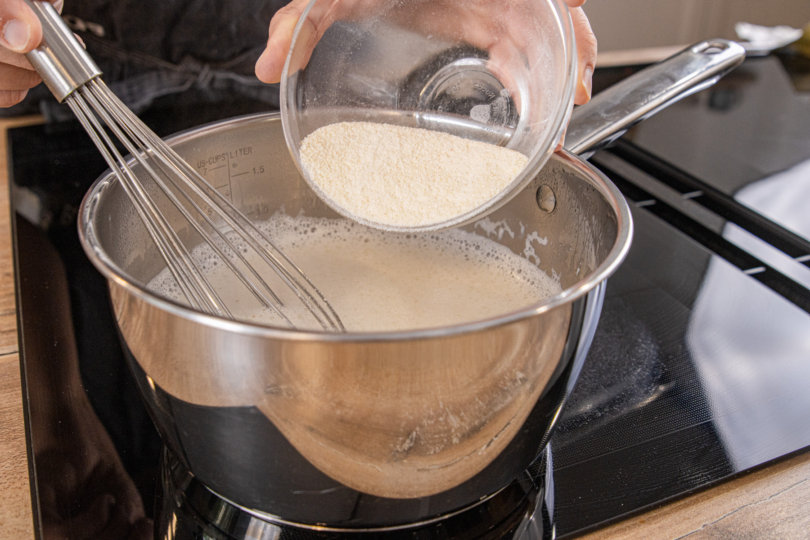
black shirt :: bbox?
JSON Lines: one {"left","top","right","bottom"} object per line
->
{"left": 8, "top": 0, "right": 289, "bottom": 119}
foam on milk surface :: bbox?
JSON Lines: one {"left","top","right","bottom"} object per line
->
{"left": 147, "top": 214, "right": 561, "bottom": 332}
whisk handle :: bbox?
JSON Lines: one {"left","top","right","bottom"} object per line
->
{"left": 23, "top": 0, "right": 101, "bottom": 102}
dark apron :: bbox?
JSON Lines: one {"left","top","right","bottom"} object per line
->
{"left": 8, "top": 0, "right": 288, "bottom": 120}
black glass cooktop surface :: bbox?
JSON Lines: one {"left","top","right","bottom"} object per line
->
{"left": 627, "top": 54, "right": 810, "bottom": 239}
{"left": 11, "top": 53, "right": 810, "bottom": 539}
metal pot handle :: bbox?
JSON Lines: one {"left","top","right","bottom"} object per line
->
{"left": 564, "top": 39, "right": 746, "bottom": 158}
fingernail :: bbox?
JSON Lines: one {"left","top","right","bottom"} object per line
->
{"left": 3, "top": 19, "right": 31, "bottom": 52}
{"left": 582, "top": 65, "right": 593, "bottom": 100}
{"left": 53, "top": 0, "right": 64, "bottom": 13}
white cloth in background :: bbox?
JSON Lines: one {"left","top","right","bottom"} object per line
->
{"left": 686, "top": 158, "right": 810, "bottom": 469}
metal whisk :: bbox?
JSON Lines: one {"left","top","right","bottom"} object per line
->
{"left": 24, "top": 0, "right": 344, "bottom": 331}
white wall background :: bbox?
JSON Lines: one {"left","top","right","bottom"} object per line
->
{"left": 584, "top": 0, "right": 810, "bottom": 52}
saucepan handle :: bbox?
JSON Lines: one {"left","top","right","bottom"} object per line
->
{"left": 564, "top": 39, "right": 746, "bottom": 158}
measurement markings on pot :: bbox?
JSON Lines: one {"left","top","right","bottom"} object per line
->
{"left": 195, "top": 146, "right": 266, "bottom": 202}
{"left": 195, "top": 146, "right": 254, "bottom": 171}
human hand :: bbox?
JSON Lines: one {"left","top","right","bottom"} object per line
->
{"left": 0, "top": 0, "right": 62, "bottom": 106}
{"left": 256, "top": 0, "right": 596, "bottom": 106}
{"left": 563, "top": 1, "right": 596, "bottom": 105}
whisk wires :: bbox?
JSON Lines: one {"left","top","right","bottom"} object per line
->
{"left": 68, "top": 79, "right": 344, "bottom": 332}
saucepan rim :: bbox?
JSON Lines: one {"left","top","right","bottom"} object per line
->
{"left": 78, "top": 111, "right": 633, "bottom": 343}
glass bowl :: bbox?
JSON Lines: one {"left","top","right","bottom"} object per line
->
{"left": 281, "top": 0, "right": 576, "bottom": 232}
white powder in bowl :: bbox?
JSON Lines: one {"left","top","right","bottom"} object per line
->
{"left": 299, "top": 122, "right": 528, "bottom": 228}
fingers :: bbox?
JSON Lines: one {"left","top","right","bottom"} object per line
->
{"left": 256, "top": 0, "right": 597, "bottom": 113}
{"left": 0, "top": 0, "right": 45, "bottom": 53}
{"left": 0, "top": 0, "right": 61, "bottom": 107}
{"left": 0, "top": 88, "right": 29, "bottom": 106}
{"left": 570, "top": 7, "right": 596, "bottom": 105}
{"left": 0, "top": 42, "right": 35, "bottom": 69}
{"left": 554, "top": 130, "right": 565, "bottom": 153}
{"left": 0, "top": 60, "right": 40, "bottom": 88}
{"left": 255, "top": 0, "right": 311, "bottom": 84}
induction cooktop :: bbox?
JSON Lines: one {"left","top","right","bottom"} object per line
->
{"left": 10, "top": 52, "right": 810, "bottom": 539}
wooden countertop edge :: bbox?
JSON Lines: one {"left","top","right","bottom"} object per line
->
{"left": 0, "top": 114, "right": 808, "bottom": 539}
{"left": 577, "top": 449, "right": 810, "bottom": 539}
{"left": 1, "top": 115, "right": 43, "bottom": 540}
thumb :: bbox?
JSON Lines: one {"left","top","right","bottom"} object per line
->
{"left": 256, "top": 0, "right": 310, "bottom": 84}
{"left": 570, "top": 7, "right": 596, "bottom": 105}
{"left": 0, "top": 0, "right": 46, "bottom": 53}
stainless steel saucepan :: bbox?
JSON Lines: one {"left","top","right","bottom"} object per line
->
{"left": 78, "top": 41, "right": 744, "bottom": 528}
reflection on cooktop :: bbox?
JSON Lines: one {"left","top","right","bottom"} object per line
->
{"left": 627, "top": 55, "right": 810, "bottom": 241}
{"left": 554, "top": 205, "right": 810, "bottom": 536}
